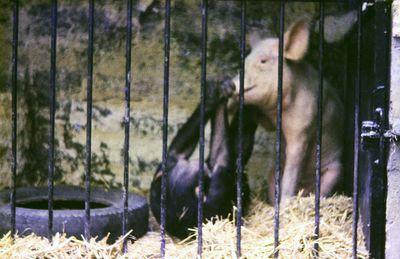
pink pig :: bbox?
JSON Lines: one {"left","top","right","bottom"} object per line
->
{"left": 231, "top": 17, "right": 344, "bottom": 204}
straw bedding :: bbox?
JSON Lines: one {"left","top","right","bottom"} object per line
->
{"left": 0, "top": 194, "right": 367, "bottom": 258}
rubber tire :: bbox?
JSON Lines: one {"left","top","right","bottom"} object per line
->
{"left": 0, "top": 186, "right": 148, "bottom": 242}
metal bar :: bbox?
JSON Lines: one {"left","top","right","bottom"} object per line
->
{"left": 84, "top": 0, "right": 94, "bottom": 240}
{"left": 313, "top": 1, "right": 324, "bottom": 257}
{"left": 352, "top": 2, "right": 362, "bottom": 258}
{"left": 10, "top": 0, "right": 19, "bottom": 238}
{"left": 48, "top": 0, "right": 57, "bottom": 241}
{"left": 160, "top": 0, "right": 171, "bottom": 257}
{"left": 197, "top": 0, "right": 208, "bottom": 257}
{"left": 122, "top": 0, "right": 133, "bottom": 253}
{"left": 274, "top": 1, "right": 284, "bottom": 257}
{"left": 369, "top": 2, "right": 391, "bottom": 257}
{"left": 236, "top": 0, "right": 246, "bottom": 257}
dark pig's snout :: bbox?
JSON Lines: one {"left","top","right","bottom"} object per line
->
{"left": 220, "top": 78, "right": 236, "bottom": 99}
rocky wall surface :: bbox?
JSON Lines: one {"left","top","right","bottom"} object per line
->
{"left": 386, "top": 1, "right": 400, "bottom": 258}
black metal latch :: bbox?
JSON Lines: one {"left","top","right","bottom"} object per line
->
{"left": 361, "top": 108, "right": 400, "bottom": 148}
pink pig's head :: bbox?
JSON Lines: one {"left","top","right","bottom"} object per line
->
{"left": 232, "top": 17, "right": 311, "bottom": 107}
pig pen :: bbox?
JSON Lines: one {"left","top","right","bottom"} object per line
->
{"left": 0, "top": 0, "right": 393, "bottom": 258}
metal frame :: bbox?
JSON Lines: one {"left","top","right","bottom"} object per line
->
{"left": 359, "top": 2, "right": 392, "bottom": 258}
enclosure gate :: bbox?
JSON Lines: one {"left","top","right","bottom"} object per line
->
{"left": 8, "top": 0, "right": 392, "bottom": 258}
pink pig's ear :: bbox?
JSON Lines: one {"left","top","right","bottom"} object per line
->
{"left": 283, "top": 17, "right": 311, "bottom": 61}
{"left": 249, "top": 30, "right": 261, "bottom": 49}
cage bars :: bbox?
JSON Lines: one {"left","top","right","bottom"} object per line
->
{"left": 197, "top": 0, "right": 208, "bottom": 257}
{"left": 122, "top": 0, "right": 133, "bottom": 252}
{"left": 352, "top": 2, "right": 362, "bottom": 258}
{"left": 236, "top": 0, "right": 246, "bottom": 257}
{"left": 84, "top": 0, "right": 94, "bottom": 241}
{"left": 47, "top": 0, "right": 58, "bottom": 241}
{"left": 6, "top": 1, "right": 388, "bottom": 258}
{"left": 10, "top": 0, "right": 19, "bottom": 238}
{"left": 160, "top": 0, "right": 171, "bottom": 257}
{"left": 313, "top": 1, "right": 325, "bottom": 257}
{"left": 274, "top": 1, "right": 285, "bottom": 257}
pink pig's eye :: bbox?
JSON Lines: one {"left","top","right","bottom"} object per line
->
{"left": 260, "top": 59, "right": 267, "bottom": 64}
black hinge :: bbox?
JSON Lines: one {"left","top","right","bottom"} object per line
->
{"left": 361, "top": 108, "right": 399, "bottom": 148}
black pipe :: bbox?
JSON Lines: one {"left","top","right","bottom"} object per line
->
{"left": 274, "top": 1, "right": 285, "bottom": 258}
{"left": 197, "top": 0, "right": 208, "bottom": 257}
{"left": 160, "top": 0, "right": 171, "bottom": 257}
{"left": 84, "top": 0, "right": 94, "bottom": 240}
{"left": 11, "top": 0, "right": 19, "bottom": 238}
{"left": 48, "top": 0, "right": 58, "bottom": 241}
{"left": 352, "top": 2, "right": 362, "bottom": 259}
{"left": 313, "top": 1, "right": 324, "bottom": 257}
{"left": 236, "top": 0, "right": 246, "bottom": 257}
{"left": 122, "top": 0, "right": 133, "bottom": 253}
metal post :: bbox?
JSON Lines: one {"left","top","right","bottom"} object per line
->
{"left": 122, "top": 0, "right": 133, "bottom": 252}
{"left": 10, "top": 0, "right": 19, "bottom": 238}
{"left": 48, "top": 0, "right": 58, "bottom": 241}
{"left": 369, "top": 1, "right": 391, "bottom": 257}
{"left": 236, "top": 0, "right": 246, "bottom": 257}
{"left": 160, "top": 0, "right": 171, "bottom": 257}
{"left": 274, "top": 1, "right": 285, "bottom": 257}
{"left": 313, "top": 1, "right": 324, "bottom": 257}
{"left": 197, "top": 0, "right": 208, "bottom": 257}
{"left": 352, "top": 2, "right": 362, "bottom": 258}
{"left": 84, "top": 0, "right": 94, "bottom": 240}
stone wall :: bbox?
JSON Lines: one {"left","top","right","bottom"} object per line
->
{"left": 386, "top": 1, "right": 400, "bottom": 258}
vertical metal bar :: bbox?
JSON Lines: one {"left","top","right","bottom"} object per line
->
{"left": 84, "top": 0, "right": 94, "bottom": 240}
{"left": 48, "top": 0, "right": 57, "bottom": 241}
{"left": 274, "top": 1, "right": 285, "bottom": 257}
{"left": 160, "top": 0, "right": 171, "bottom": 257}
{"left": 10, "top": 0, "right": 19, "bottom": 238}
{"left": 236, "top": 0, "right": 246, "bottom": 257}
{"left": 352, "top": 2, "right": 362, "bottom": 258}
{"left": 369, "top": 2, "right": 390, "bottom": 257}
{"left": 122, "top": 0, "right": 133, "bottom": 253}
{"left": 313, "top": 1, "right": 324, "bottom": 257}
{"left": 197, "top": 0, "right": 208, "bottom": 257}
